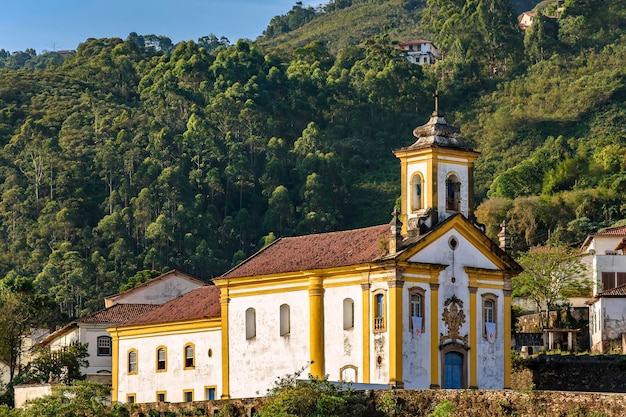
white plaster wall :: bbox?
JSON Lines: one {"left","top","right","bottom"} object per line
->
{"left": 402, "top": 282, "right": 431, "bottom": 389}
{"left": 116, "top": 328, "right": 222, "bottom": 404}
{"left": 229, "top": 290, "right": 310, "bottom": 399}
{"left": 0, "top": 362, "right": 10, "bottom": 387}
{"left": 476, "top": 288, "right": 505, "bottom": 389}
{"left": 49, "top": 328, "right": 79, "bottom": 351}
{"left": 83, "top": 325, "right": 112, "bottom": 375}
{"left": 594, "top": 255, "right": 626, "bottom": 293}
{"left": 589, "top": 236, "right": 623, "bottom": 255}
{"left": 14, "top": 383, "right": 51, "bottom": 408}
{"left": 602, "top": 298, "right": 626, "bottom": 341}
{"left": 437, "top": 160, "right": 470, "bottom": 219}
{"left": 323, "top": 285, "right": 363, "bottom": 383}
{"left": 589, "top": 301, "right": 602, "bottom": 347}
{"left": 112, "top": 276, "right": 204, "bottom": 305}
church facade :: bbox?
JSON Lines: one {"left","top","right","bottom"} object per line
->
{"left": 109, "top": 108, "right": 521, "bottom": 403}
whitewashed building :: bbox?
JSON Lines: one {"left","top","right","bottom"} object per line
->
{"left": 109, "top": 105, "right": 521, "bottom": 403}
{"left": 581, "top": 226, "right": 626, "bottom": 352}
{"left": 399, "top": 40, "right": 439, "bottom": 65}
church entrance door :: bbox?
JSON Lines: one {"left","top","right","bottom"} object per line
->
{"left": 443, "top": 351, "right": 463, "bottom": 388}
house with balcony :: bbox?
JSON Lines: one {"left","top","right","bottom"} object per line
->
{"left": 399, "top": 40, "right": 439, "bottom": 65}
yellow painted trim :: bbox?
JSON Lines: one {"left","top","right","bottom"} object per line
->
{"left": 388, "top": 280, "right": 403, "bottom": 387}
{"left": 399, "top": 154, "right": 408, "bottom": 234}
{"left": 504, "top": 291, "right": 512, "bottom": 389}
{"left": 183, "top": 342, "right": 195, "bottom": 370}
{"left": 220, "top": 288, "right": 230, "bottom": 399}
{"left": 108, "top": 318, "right": 221, "bottom": 339}
{"left": 125, "top": 393, "right": 136, "bottom": 404}
{"left": 309, "top": 276, "right": 325, "bottom": 378}
{"left": 110, "top": 330, "right": 119, "bottom": 403}
{"left": 361, "top": 283, "right": 370, "bottom": 383}
{"left": 156, "top": 346, "right": 167, "bottom": 372}
{"left": 430, "top": 155, "right": 438, "bottom": 215}
{"left": 127, "top": 348, "right": 138, "bottom": 375}
{"left": 182, "top": 389, "right": 194, "bottom": 402}
{"left": 204, "top": 385, "right": 217, "bottom": 401}
{"left": 429, "top": 279, "right": 440, "bottom": 388}
{"left": 230, "top": 285, "right": 310, "bottom": 297}
{"left": 469, "top": 287, "right": 478, "bottom": 388}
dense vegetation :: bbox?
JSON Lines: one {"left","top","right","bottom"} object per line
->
{"left": 0, "top": 0, "right": 623, "bottom": 326}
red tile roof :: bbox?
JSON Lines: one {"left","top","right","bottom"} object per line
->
{"left": 594, "top": 225, "right": 626, "bottom": 236}
{"left": 219, "top": 224, "right": 390, "bottom": 279}
{"left": 122, "top": 285, "right": 221, "bottom": 326}
{"left": 600, "top": 284, "right": 626, "bottom": 297}
{"left": 79, "top": 304, "right": 159, "bottom": 323}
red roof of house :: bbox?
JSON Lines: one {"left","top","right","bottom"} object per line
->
{"left": 122, "top": 285, "right": 221, "bottom": 326}
{"left": 600, "top": 284, "right": 626, "bottom": 297}
{"left": 595, "top": 225, "right": 626, "bottom": 236}
{"left": 79, "top": 303, "right": 159, "bottom": 323}
{"left": 219, "top": 224, "right": 390, "bottom": 279}
{"left": 41, "top": 303, "right": 160, "bottom": 345}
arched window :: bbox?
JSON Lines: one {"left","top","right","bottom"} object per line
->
{"left": 246, "top": 307, "right": 256, "bottom": 340}
{"left": 97, "top": 336, "right": 112, "bottom": 356}
{"left": 411, "top": 172, "right": 424, "bottom": 212}
{"left": 128, "top": 349, "right": 137, "bottom": 374}
{"left": 373, "top": 291, "right": 386, "bottom": 333}
{"left": 156, "top": 346, "right": 167, "bottom": 372}
{"left": 482, "top": 293, "right": 498, "bottom": 339}
{"left": 409, "top": 287, "right": 426, "bottom": 335}
{"left": 184, "top": 343, "right": 195, "bottom": 369}
{"left": 446, "top": 173, "right": 461, "bottom": 211}
{"left": 343, "top": 298, "right": 354, "bottom": 330}
{"left": 280, "top": 304, "right": 290, "bottom": 336}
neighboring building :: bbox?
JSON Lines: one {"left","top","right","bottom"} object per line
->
{"left": 518, "top": 11, "right": 535, "bottom": 29}
{"left": 581, "top": 226, "right": 626, "bottom": 352}
{"left": 399, "top": 40, "right": 439, "bottom": 65}
{"left": 39, "top": 270, "right": 206, "bottom": 382}
{"left": 40, "top": 303, "right": 160, "bottom": 380}
{"left": 109, "top": 102, "right": 521, "bottom": 403}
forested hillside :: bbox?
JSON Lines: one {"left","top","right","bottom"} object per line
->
{"left": 0, "top": 0, "right": 624, "bottom": 322}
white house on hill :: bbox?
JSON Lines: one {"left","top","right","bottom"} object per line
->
{"left": 399, "top": 40, "right": 439, "bottom": 65}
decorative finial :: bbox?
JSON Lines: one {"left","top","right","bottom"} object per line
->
{"left": 433, "top": 91, "right": 440, "bottom": 116}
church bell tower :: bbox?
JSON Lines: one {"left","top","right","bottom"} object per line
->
{"left": 393, "top": 94, "right": 480, "bottom": 236}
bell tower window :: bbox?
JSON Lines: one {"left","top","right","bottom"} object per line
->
{"left": 446, "top": 174, "right": 460, "bottom": 212}
{"left": 411, "top": 173, "right": 424, "bottom": 212}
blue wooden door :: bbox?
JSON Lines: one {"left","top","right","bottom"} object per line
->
{"left": 444, "top": 352, "right": 463, "bottom": 389}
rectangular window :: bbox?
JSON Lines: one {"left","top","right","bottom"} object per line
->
{"left": 97, "top": 337, "right": 112, "bottom": 356}
{"left": 205, "top": 386, "right": 216, "bottom": 401}
{"left": 183, "top": 390, "right": 193, "bottom": 402}
{"left": 602, "top": 272, "right": 615, "bottom": 291}
{"left": 126, "top": 394, "right": 135, "bottom": 404}
{"left": 617, "top": 272, "right": 626, "bottom": 288}
{"left": 156, "top": 391, "right": 166, "bottom": 402}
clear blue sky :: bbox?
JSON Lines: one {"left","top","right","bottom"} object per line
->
{"left": 1, "top": 0, "right": 326, "bottom": 54}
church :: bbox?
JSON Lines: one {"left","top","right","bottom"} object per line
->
{"left": 108, "top": 104, "right": 522, "bottom": 403}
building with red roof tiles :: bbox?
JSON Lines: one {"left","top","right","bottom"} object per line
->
{"left": 36, "top": 270, "right": 205, "bottom": 388}
{"left": 581, "top": 226, "right": 626, "bottom": 352}
{"left": 108, "top": 101, "right": 522, "bottom": 404}
{"left": 399, "top": 40, "right": 439, "bottom": 65}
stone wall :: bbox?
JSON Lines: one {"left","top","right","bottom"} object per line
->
{"left": 123, "top": 389, "right": 626, "bottom": 417}
{"left": 520, "top": 353, "right": 626, "bottom": 392}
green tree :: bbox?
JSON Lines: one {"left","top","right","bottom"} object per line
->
{"left": 26, "top": 343, "right": 89, "bottom": 385}
{"left": 19, "top": 381, "right": 110, "bottom": 417}
{"left": 513, "top": 245, "right": 591, "bottom": 328}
